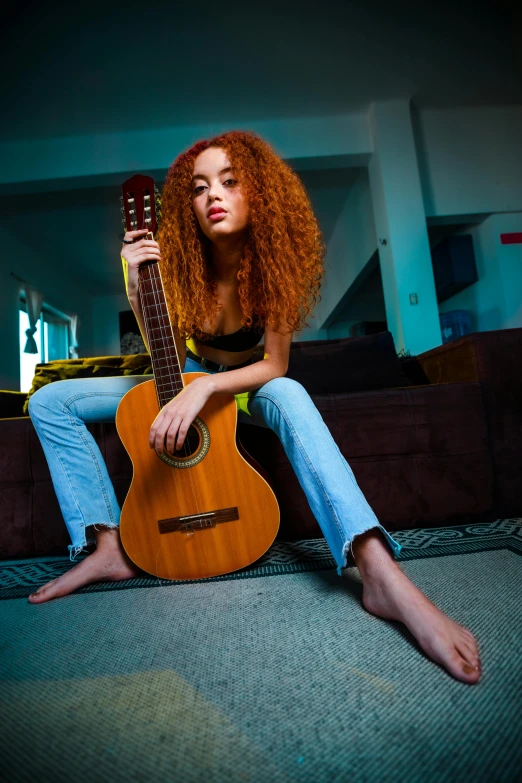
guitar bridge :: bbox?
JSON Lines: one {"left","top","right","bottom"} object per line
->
{"left": 158, "top": 506, "right": 239, "bottom": 534}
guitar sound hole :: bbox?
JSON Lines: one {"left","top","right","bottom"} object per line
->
{"left": 168, "top": 424, "right": 200, "bottom": 458}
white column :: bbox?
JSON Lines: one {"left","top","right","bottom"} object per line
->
{"left": 368, "top": 100, "right": 442, "bottom": 355}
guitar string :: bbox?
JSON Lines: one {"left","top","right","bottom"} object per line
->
{"left": 144, "top": 232, "right": 202, "bottom": 531}
{"left": 153, "top": 252, "right": 207, "bottom": 578}
{"left": 145, "top": 261, "right": 188, "bottom": 449}
{"left": 136, "top": 265, "right": 175, "bottom": 589}
{"left": 145, "top": 257, "right": 204, "bottom": 564}
{"left": 140, "top": 254, "right": 197, "bottom": 587}
{"left": 129, "top": 195, "right": 202, "bottom": 584}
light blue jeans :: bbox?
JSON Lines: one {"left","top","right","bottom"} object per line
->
{"left": 28, "top": 356, "right": 402, "bottom": 573}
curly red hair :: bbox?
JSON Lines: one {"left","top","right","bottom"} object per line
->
{"left": 157, "top": 130, "right": 326, "bottom": 341}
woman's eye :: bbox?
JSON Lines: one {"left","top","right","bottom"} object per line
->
{"left": 193, "top": 179, "right": 236, "bottom": 195}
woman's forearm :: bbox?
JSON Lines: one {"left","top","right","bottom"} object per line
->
{"left": 205, "top": 358, "right": 285, "bottom": 396}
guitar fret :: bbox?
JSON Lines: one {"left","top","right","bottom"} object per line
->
{"left": 139, "top": 261, "right": 185, "bottom": 403}
{"left": 148, "top": 336, "right": 175, "bottom": 345}
{"left": 156, "top": 381, "right": 182, "bottom": 390}
{"left": 153, "top": 362, "right": 177, "bottom": 375}
{"left": 150, "top": 357, "right": 176, "bottom": 363}
{"left": 152, "top": 364, "right": 181, "bottom": 375}
{"left": 151, "top": 360, "right": 177, "bottom": 369}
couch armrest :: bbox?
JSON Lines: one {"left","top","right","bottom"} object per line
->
{"left": 416, "top": 336, "right": 480, "bottom": 384}
{"left": 415, "top": 328, "right": 522, "bottom": 385}
{"left": 0, "top": 391, "right": 28, "bottom": 419}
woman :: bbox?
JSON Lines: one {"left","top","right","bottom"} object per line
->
{"left": 28, "top": 131, "right": 481, "bottom": 684}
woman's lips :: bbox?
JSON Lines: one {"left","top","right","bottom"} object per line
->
{"left": 208, "top": 211, "right": 227, "bottom": 221}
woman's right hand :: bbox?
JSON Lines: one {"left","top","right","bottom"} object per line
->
{"left": 121, "top": 229, "right": 162, "bottom": 299}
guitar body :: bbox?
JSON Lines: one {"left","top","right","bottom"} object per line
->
{"left": 116, "top": 373, "right": 280, "bottom": 580}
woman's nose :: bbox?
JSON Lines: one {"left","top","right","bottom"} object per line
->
{"left": 207, "top": 184, "right": 223, "bottom": 201}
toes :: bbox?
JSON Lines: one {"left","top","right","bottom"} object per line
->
{"left": 28, "top": 578, "right": 60, "bottom": 603}
{"left": 461, "top": 627, "right": 477, "bottom": 643}
{"left": 455, "top": 639, "right": 481, "bottom": 669}
{"left": 457, "top": 630, "right": 477, "bottom": 650}
{"left": 448, "top": 650, "right": 481, "bottom": 683}
{"left": 28, "top": 591, "right": 48, "bottom": 603}
{"left": 456, "top": 628, "right": 481, "bottom": 660}
{"left": 28, "top": 589, "right": 50, "bottom": 603}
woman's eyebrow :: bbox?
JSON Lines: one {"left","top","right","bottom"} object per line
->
{"left": 191, "top": 167, "right": 233, "bottom": 183}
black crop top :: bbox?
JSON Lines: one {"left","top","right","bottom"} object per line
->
{"left": 194, "top": 323, "right": 264, "bottom": 352}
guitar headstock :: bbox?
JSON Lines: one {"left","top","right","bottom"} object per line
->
{"left": 120, "top": 174, "right": 162, "bottom": 236}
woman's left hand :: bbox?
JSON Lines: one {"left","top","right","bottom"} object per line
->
{"left": 149, "top": 376, "right": 214, "bottom": 453}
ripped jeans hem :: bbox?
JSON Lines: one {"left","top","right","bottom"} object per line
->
{"left": 337, "top": 524, "right": 403, "bottom": 576}
{"left": 68, "top": 521, "right": 120, "bottom": 561}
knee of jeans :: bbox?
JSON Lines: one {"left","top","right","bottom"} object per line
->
{"left": 28, "top": 382, "right": 64, "bottom": 418}
{"left": 28, "top": 386, "right": 48, "bottom": 419}
{"left": 262, "top": 376, "right": 307, "bottom": 402}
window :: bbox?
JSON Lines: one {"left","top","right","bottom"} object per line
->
{"left": 19, "top": 301, "right": 70, "bottom": 391}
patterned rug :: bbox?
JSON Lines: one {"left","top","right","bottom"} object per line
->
{"left": 1, "top": 518, "right": 521, "bottom": 783}
{"left": 1, "top": 517, "right": 521, "bottom": 600}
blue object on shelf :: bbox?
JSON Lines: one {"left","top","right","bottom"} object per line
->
{"left": 439, "top": 310, "right": 471, "bottom": 344}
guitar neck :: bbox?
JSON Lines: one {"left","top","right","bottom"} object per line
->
{"left": 138, "top": 260, "right": 183, "bottom": 408}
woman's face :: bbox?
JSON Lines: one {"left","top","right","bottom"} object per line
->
{"left": 191, "top": 146, "right": 251, "bottom": 242}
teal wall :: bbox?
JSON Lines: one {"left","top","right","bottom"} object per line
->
{"left": 1, "top": 99, "right": 521, "bottom": 387}
{"left": 321, "top": 104, "right": 522, "bottom": 346}
{"left": 438, "top": 213, "right": 522, "bottom": 332}
{"left": 0, "top": 227, "right": 92, "bottom": 391}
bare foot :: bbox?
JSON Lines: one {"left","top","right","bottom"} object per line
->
{"left": 351, "top": 529, "right": 482, "bottom": 685}
{"left": 28, "top": 528, "right": 142, "bottom": 604}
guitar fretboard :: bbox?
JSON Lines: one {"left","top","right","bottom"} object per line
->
{"left": 138, "top": 262, "right": 183, "bottom": 408}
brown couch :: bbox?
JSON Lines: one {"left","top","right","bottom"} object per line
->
{"left": 1, "top": 328, "right": 520, "bottom": 559}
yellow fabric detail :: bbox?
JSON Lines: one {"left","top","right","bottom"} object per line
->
{"left": 185, "top": 341, "right": 252, "bottom": 417}
{"left": 121, "top": 255, "right": 129, "bottom": 295}
{"left": 234, "top": 392, "right": 252, "bottom": 417}
{"left": 186, "top": 338, "right": 198, "bottom": 354}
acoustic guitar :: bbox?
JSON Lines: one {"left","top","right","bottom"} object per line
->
{"left": 116, "top": 174, "right": 280, "bottom": 580}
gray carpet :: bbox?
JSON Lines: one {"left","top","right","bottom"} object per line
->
{"left": 0, "top": 519, "right": 521, "bottom": 783}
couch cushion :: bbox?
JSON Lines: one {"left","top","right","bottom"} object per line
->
{"left": 0, "top": 391, "right": 27, "bottom": 419}
{"left": 257, "top": 331, "right": 411, "bottom": 394}
{"left": 417, "top": 327, "right": 522, "bottom": 516}
{"left": 0, "top": 379, "right": 494, "bottom": 557}
{"left": 19, "top": 333, "right": 409, "bottom": 416}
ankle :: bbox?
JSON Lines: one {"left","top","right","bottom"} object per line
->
{"left": 93, "top": 526, "right": 121, "bottom": 550}
{"left": 351, "top": 528, "right": 398, "bottom": 577}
